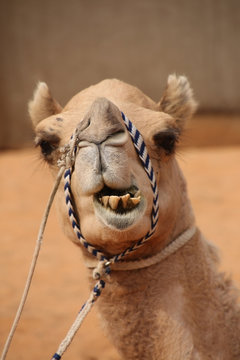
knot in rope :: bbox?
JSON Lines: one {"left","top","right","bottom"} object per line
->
{"left": 92, "top": 260, "right": 112, "bottom": 280}
{"left": 57, "top": 130, "right": 79, "bottom": 169}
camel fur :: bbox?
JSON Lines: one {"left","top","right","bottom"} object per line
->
{"left": 29, "top": 75, "right": 240, "bottom": 359}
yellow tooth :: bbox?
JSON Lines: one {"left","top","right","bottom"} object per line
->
{"left": 121, "top": 193, "right": 130, "bottom": 208}
{"left": 109, "top": 196, "right": 120, "bottom": 210}
{"left": 102, "top": 196, "right": 109, "bottom": 207}
{"left": 130, "top": 196, "right": 141, "bottom": 206}
{"left": 135, "top": 190, "right": 141, "bottom": 197}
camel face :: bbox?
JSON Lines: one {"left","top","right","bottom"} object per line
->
{"left": 30, "top": 77, "right": 196, "bottom": 255}
{"left": 69, "top": 98, "right": 149, "bottom": 233}
{"left": 63, "top": 97, "right": 152, "bottom": 241}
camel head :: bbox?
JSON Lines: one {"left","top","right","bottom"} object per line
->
{"left": 29, "top": 76, "right": 196, "bottom": 258}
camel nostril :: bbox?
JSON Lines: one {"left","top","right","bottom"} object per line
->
{"left": 77, "top": 117, "right": 92, "bottom": 133}
{"left": 86, "top": 118, "right": 91, "bottom": 128}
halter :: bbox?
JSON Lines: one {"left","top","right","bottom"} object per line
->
{"left": 63, "top": 112, "right": 159, "bottom": 275}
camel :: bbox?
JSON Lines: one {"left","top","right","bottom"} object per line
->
{"left": 29, "top": 75, "right": 240, "bottom": 359}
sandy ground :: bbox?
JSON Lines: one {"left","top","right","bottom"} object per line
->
{"left": 0, "top": 147, "right": 240, "bottom": 360}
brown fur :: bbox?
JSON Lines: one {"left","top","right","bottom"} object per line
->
{"left": 159, "top": 74, "right": 197, "bottom": 131}
{"left": 29, "top": 75, "right": 240, "bottom": 359}
{"left": 29, "top": 82, "right": 62, "bottom": 127}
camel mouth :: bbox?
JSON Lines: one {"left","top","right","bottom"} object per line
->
{"left": 93, "top": 185, "right": 146, "bottom": 230}
{"left": 95, "top": 185, "right": 141, "bottom": 213}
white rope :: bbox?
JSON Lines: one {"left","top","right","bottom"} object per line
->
{"left": 85, "top": 226, "right": 196, "bottom": 272}
{"left": 0, "top": 166, "right": 65, "bottom": 360}
{"left": 54, "top": 280, "right": 104, "bottom": 359}
{"left": 55, "top": 301, "right": 94, "bottom": 357}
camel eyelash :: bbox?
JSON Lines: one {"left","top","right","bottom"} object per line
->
{"left": 35, "top": 133, "right": 60, "bottom": 158}
{"left": 38, "top": 139, "right": 56, "bottom": 157}
{"left": 153, "top": 129, "right": 180, "bottom": 155}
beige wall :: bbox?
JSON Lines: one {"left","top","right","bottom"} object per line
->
{"left": 0, "top": 0, "right": 240, "bottom": 148}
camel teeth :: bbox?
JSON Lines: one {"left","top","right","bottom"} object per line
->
{"left": 102, "top": 196, "right": 109, "bottom": 207}
{"left": 130, "top": 196, "right": 141, "bottom": 206}
{"left": 100, "top": 192, "right": 140, "bottom": 211}
{"left": 109, "top": 196, "right": 120, "bottom": 210}
{"left": 135, "top": 190, "right": 140, "bottom": 197}
{"left": 121, "top": 193, "right": 130, "bottom": 208}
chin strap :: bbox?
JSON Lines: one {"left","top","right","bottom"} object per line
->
{"left": 85, "top": 226, "right": 196, "bottom": 272}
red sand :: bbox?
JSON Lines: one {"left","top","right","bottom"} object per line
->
{"left": 0, "top": 147, "right": 239, "bottom": 360}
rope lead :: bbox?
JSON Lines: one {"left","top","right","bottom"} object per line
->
{"left": 51, "top": 280, "right": 105, "bottom": 360}
{"left": 0, "top": 166, "right": 65, "bottom": 360}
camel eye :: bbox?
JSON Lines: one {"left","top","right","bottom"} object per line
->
{"left": 35, "top": 132, "right": 60, "bottom": 161}
{"left": 39, "top": 140, "right": 56, "bottom": 156}
{"left": 153, "top": 130, "right": 179, "bottom": 155}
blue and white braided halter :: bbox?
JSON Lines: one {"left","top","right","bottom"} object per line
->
{"left": 63, "top": 112, "right": 159, "bottom": 270}
{"left": 51, "top": 112, "right": 160, "bottom": 360}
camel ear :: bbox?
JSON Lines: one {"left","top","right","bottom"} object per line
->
{"left": 28, "top": 82, "right": 62, "bottom": 127}
{"left": 158, "top": 74, "right": 197, "bottom": 132}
